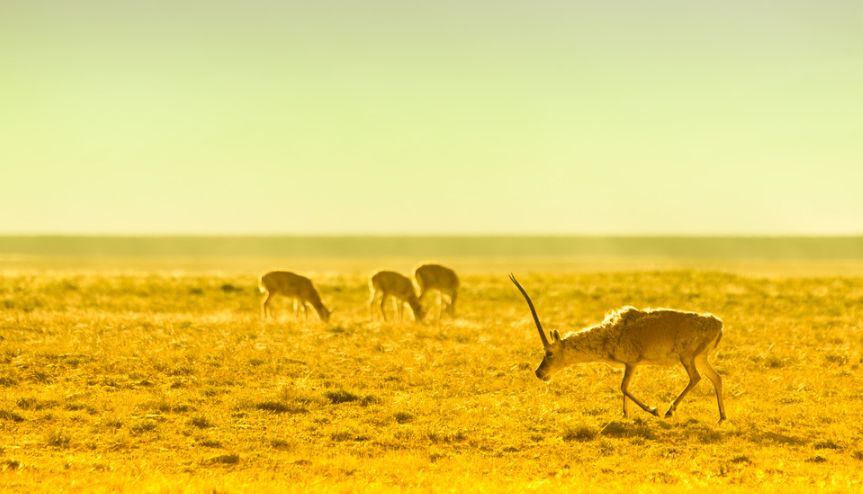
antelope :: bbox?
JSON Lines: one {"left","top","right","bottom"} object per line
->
{"left": 368, "top": 271, "right": 425, "bottom": 322}
{"left": 259, "top": 271, "right": 331, "bottom": 322}
{"left": 414, "top": 263, "right": 460, "bottom": 318}
{"left": 509, "top": 274, "right": 726, "bottom": 422}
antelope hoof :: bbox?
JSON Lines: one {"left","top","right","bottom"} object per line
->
{"left": 664, "top": 408, "right": 674, "bottom": 418}
{"left": 648, "top": 407, "right": 659, "bottom": 417}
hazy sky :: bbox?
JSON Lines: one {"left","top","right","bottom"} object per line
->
{"left": 2, "top": 1, "right": 861, "bottom": 234}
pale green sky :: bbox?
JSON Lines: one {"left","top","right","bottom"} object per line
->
{"left": 1, "top": 1, "right": 861, "bottom": 234}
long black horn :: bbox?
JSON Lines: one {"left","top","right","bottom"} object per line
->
{"left": 509, "top": 274, "right": 549, "bottom": 348}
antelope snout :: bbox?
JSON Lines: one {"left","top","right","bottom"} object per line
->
{"left": 535, "top": 368, "right": 551, "bottom": 382}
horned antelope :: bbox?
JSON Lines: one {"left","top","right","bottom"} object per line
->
{"left": 414, "top": 263, "right": 459, "bottom": 318}
{"left": 368, "top": 271, "right": 425, "bottom": 322}
{"left": 259, "top": 271, "right": 331, "bottom": 322}
{"left": 509, "top": 274, "right": 726, "bottom": 422}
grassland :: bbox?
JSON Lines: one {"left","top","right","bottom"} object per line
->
{"left": 2, "top": 260, "right": 863, "bottom": 492}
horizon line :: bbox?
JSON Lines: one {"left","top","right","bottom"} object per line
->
{"left": 1, "top": 232, "right": 862, "bottom": 238}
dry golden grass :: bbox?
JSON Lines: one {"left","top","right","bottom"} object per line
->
{"left": 1, "top": 265, "right": 863, "bottom": 492}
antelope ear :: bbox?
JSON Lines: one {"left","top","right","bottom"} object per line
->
{"left": 551, "top": 329, "right": 561, "bottom": 342}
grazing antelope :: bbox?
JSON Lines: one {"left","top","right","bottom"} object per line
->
{"left": 368, "top": 271, "right": 425, "bottom": 322}
{"left": 259, "top": 271, "right": 331, "bottom": 322}
{"left": 414, "top": 263, "right": 460, "bottom": 318}
{"left": 509, "top": 274, "right": 726, "bottom": 422}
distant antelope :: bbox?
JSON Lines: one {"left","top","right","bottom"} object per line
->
{"left": 509, "top": 275, "right": 726, "bottom": 422}
{"left": 414, "top": 263, "right": 459, "bottom": 318}
{"left": 368, "top": 271, "right": 425, "bottom": 322}
{"left": 259, "top": 271, "right": 331, "bottom": 322}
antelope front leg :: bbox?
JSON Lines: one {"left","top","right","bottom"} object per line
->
{"left": 380, "top": 296, "right": 389, "bottom": 321}
{"left": 621, "top": 365, "right": 659, "bottom": 417}
{"left": 367, "top": 292, "right": 378, "bottom": 321}
{"left": 665, "top": 358, "right": 701, "bottom": 418}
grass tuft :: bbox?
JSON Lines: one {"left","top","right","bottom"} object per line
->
{"left": 600, "top": 420, "right": 656, "bottom": 440}
{"left": 563, "top": 425, "right": 598, "bottom": 442}
{"left": 814, "top": 440, "right": 842, "bottom": 450}
{"left": 208, "top": 454, "right": 240, "bottom": 465}
{"left": 46, "top": 430, "right": 71, "bottom": 448}
{"left": 130, "top": 420, "right": 158, "bottom": 434}
{"left": 0, "top": 376, "right": 18, "bottom": 387}
{"left": 325, "top": 390, "right": 360, "bottom": 404}
{"left": 394, "top": 412, "right": 415, "bottom": 424}
{"left": 760, "top": 431, "right": 807, "bottom": 446}
{"left": 255, "top": 401, "right": 307, "bottom": 414}
{"left": 189, "top": 416, "right": 213, "bottom": 429}
{"left": 0, "top": 410, "right": 25, "bottom": 422}
{"left": 331, "top": 431, "right": 370, "bottom": 442}
{"left": 17, "top": 398, "right": 58, "bottom": 411}
{"left": 220, "top": 283, "right": 242, "bottom": 293}
{"left": 271, "top": 439, "right": 292, "bottom": 450}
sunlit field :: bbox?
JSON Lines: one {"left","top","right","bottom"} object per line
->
{"left": 6, "top": 0, "right": 862, "bottom": 490}
{"left": 2, "top": 248, "right": 862, "bottom": 492}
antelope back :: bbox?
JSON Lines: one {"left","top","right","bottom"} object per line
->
{"left": 371, "top": 271, "right": 416, "bottom": 300}
{"left": 262, "top": 271, "right": 314, "bottom": 298}
{"left": 415, "top": 264, "right": 459, "bottom": 291}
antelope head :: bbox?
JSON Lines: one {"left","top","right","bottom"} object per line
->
{"left": 414, "top": 303, "right": 426, "bottom": 323}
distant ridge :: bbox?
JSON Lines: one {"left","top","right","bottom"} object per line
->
{"left": 1, "top": 236, "right": 862, "bottom": 260}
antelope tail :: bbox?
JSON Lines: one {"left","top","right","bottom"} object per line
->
{"left": 714, "top": 325, "right": 724, "bottom": 349}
